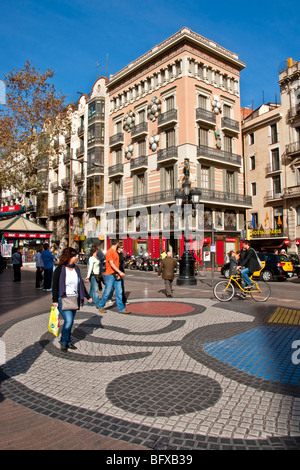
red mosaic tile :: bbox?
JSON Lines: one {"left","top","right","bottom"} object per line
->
{"left": 128, "top": 302, "right": 195, "bottom": 316}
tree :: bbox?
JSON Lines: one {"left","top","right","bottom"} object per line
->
{"left": 0, "top": 60, "right": 72, "bottom": 195}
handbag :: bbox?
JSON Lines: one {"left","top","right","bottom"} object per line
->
{"left": 91, "top": 263, "right": 101, "bottom": 283}
{"left": 61, "top": 295, "right": 78, "bottom": 310}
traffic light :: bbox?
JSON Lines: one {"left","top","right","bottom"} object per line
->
{"left": 246, "top": 229, "right": 252, "bottom": 240}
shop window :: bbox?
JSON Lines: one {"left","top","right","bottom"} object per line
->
{"left": 224, "top": 210, "right": 237, "bottom": 231}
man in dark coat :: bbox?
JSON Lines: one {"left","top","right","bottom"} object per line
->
{"left": 238, "top": 240, "right": 260, "bottom": 289}
{"left": 158, "top": 251, "right": 177, "bottom": 297}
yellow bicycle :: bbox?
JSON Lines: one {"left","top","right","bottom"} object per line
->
{"left": 213, "top": 273, "right": 271, "bottom": 302}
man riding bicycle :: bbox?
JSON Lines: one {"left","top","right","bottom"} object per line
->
{"left": 237, "top": 240, "right": 261, "bottom": 290}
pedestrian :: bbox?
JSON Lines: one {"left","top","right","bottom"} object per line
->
{"left": 229, "top": 250, "right": 239, "bottom": 277}
{"left": 106, "top": 244, "right": 128, "bottom": 307}
{"left": 35, "top": 246, "right": 44, "bottom": 289}
{"left": 158, "top": 251, "right": 177, "bottom": 297}
{"left": 237, "top": 240, "right": 261, "bottom": 289}
{"left": 224, "top": 252, "right": 230, "bottom": 264}
{"left": 96, "top": 246, "right": 105, "bottom": 290}
{"left": 161, "top": 250, "right": 167, "bottom": 259}
{"left": 41, "top": 243, "right": 54, "bottom": 291}
{"left": 85, "top": 246, "right": 101, "bottom": 308}
{"left": 98, "top": 239, "right": 130, "bottom": 314}
{"left": 52, "top": 246, "right": 93, "bottom": 352}
{"left": 12, "top": 247, "right": 22, "bottom": 282}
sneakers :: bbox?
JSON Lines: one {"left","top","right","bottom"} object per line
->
{"left": 106, "top": 300, "right": 114, "bottom": 307}
{"left": 244, "top": 284, "right": 253, "bottom": 290}
{"left": 98, "top": 307, "right": 106, "bottom": 313}
{"left": 119, "top": 309, "right": 131, "bottom": 314}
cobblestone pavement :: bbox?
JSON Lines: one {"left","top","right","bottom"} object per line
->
{"left": 0, "top": 267, "right": 300, "bottom": 450}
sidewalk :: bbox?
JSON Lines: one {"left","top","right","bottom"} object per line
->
{"left": 0, "top": 266, "right": 300, "bottom": 450}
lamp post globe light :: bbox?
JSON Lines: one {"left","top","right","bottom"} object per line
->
{"left": 175, "top": 160, "right": 201, "bottom": 286}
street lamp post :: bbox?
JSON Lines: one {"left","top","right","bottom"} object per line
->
{"left": 175, "top": 159, "right": 201, "bottom": 285}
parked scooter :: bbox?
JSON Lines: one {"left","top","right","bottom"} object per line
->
{"left": 154, "top": 258, "right": 161, "bottom": 272}
{"left": 142, "top": 257, "right": 154, "bottom": 271}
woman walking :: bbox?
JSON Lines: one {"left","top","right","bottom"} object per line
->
{"left": 85, "top": 246, "right": 101, "bottom": 308}
{"left": 52, "top": 247, "right": 92, "bottom": 352}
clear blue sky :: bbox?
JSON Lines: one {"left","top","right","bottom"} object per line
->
{"left": 1, "top": 0, "right": 299, "bottom": 109}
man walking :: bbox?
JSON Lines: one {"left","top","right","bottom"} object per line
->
{"left": 12, "top": 247, "right": 22, "bottom": 282}
{"left": 98, "top": 239, "right": 130, "bottom": 314}
{"left": 158, "top": 251, "right": 177, "bottom": 297}
{"left": 41, "top": 244, "right": 54, "bottom": 291}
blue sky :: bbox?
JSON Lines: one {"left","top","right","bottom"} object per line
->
{"left": 1, "top": 0, "right": 299, "bottom": 109}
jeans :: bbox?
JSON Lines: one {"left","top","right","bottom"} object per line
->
{"left": 240, "top": 267, "right": 252, "bottom": 286}
{"left": 99, "top": 274, "right": 125, "bottom": 312}
{"left": 107, "top": 277, "right": 127, "bottom": 305}
{"left": 58, "top": 297, "right": 77, "bottom": 345}
{"left": 13, "top": 264, "right": 21, "bottom": 282}
{"left": 89, "top": 275, "right": 101, "bottom": 307}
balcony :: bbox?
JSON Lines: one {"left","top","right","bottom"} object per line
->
{"left": 108, "top": 163, "right": 124, "bottom": 178}
{"left": 264, "top": 190, "right": 283, "bottom": 203}
{"left": 60, "top": 177, "right": 70, "bottom": 189}
{"left": 74, "top": 172, "right": 85, "bottom": 184}
{"left": 109, "top": 187, "right": 252, "bottom": 210}
{"left": 282, "top": 185, "right": 300, "bottom": 199}
{"left": 265, "top": 162, "right": 281, "bottom": 176}
{"left": 130, "top": 155, "right": 148, "bottom": 172}
{"left": 50, "top": 181, "right": 59, "bottom": 192}
{"left": 131, "top": 121, "right": 148, "bottom": 139}
{"left": 195, "top": 108, "right": 216, "bottom": 127}
{"left": 76, "top": 146, "right": 85, "bottom": 158}
{"left": 286, "top": 141, "right": 300, "bottom": 158}
{"left": 63, "top": 152, "right": 71, "bottom": 164}
{"left": 87, "top": 135, "right": 104, "bottom": 147}
{"left": 77, "top": 125, "right": 84, "bottom": 136}
{"left": 221, "top": 117, "right": 240, "bottom": 134}
{"left": 47, "top": 204, "right": 68, "bottom": 217}
{"left": 64, "top": 132, "right": 71, "bottom": 143}
{"left": 87, "top": 163, "right": 104, "bottom": 176}
{"left": 199, "top": 188, "right": 252, "bottom": 207}
{"left": 287, "top": 105, "right": 300, "bottom": 122}
{"left": 197, "top": 145, "right": 242, "bottom": 167}
{"left": 157, "top": 146, "right": 178, "bottom": 164}
{"left": 157, "top": 109, "right": 178, "bottom": 128}
{"left": 109, "top": 132, "right": 124, "bottom": 148}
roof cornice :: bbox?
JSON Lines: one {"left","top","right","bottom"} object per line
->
{"left": 108, "top": 27, "right": 245, "bottom": 88}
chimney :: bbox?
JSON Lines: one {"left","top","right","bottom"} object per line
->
{"left": 287, "top": 58, "right": 293, "bottom": 67}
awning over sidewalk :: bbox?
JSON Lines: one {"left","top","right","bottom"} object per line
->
{"left": 0, "top": 215, "right": 52, "bottom": 239}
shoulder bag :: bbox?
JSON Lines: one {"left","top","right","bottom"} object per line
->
{"left": 61, "top": 295, "right": 78, "bottom": 310}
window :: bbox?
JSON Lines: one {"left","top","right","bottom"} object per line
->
{"left": 201, "top": 166, "right": 210, "bottom": 189}
{"left": 198, "top": 126, "right": 209, "bottom": 147}
{"left": 166, "top": 128, "right": 175, "bottom": 148}
{"left": 251, "top": 182, "right": 257, "bottom": 196}
{"left": 250, "top": 155, "right": 255, "bottom": 170}
{"left": 226, "top": 171, "right": 235, "bottom": 193}
{"left": 87, "top": 175, "right": 104, "bottom": 207}
{"left": 112, "top": 179, "right": 122, "bottom": 201}
{"left": 115, "top": 148, "right": 122, "bottom": 164}
{"left": 249, "top": 133, "right": 255, "bottom": 145}
{"left": 166, "top": 96, "right": 175, "bottom": 111}
{"left": 165, "top": 167, "right": 174, "bottom": 190}
{"left": 223, "top": 104, "right": 231, "bottom": 118}
{"left": 271, "top": 148, "right": 280, "bottom": 171}
{"left": 88, "top": 147, "right": 104, "bottom": 169}
{"left": 88, "top": 99, "right": 105, "bottom": 121}
{"left": 198, "top": 94, "right": 207, "bottom": 110}
{"left": 224, "top": 135, "right": 233, "bottom": 154}
{"left": 270, "top": 123, "right": 278, "bottom": 144}
{"left": 137, "top": 139, "right": 146, "bottom": 157}
{"left": 138, "top": 109, "right": 145, "bottom": 123}
{"left": 272, "top": 175, "right": 281, "bottom": 196}
{"left": 296, "top": 167, "right": 300, "bottom": 185}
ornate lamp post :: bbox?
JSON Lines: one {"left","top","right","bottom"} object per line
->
{"left": 175, "top": 159, "right": 201, "bottom": 285}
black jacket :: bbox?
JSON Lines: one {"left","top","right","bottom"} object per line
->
{"left": 52, "top": 264, "right": 90, "bottom": 304}
{"left": 240, "top": 248, "right": 260, "bottom": 275}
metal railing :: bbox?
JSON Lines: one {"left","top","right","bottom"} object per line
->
{"left": 197, "top": 145, "right": 242, "bottom": 166}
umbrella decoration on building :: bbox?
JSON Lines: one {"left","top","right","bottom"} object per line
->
{"left": 147, "top": 97, "right": 161, "bottom": 121}
{"left": 123, "top": 110, "right": 135, "bottom": 132}
{"left": 212, "top": 95, "right": 221, "bottom": 114}
{"left": 149, "top": 131, "right": 160, "bottom": 152}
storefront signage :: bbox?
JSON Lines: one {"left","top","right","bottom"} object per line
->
{"left": 252, "top": 229, "right": 282, "bottom": 237}
{"left": 0, "top": 205, "right": 21, "bottom": 213}
{"left": 226, "top": 238, "right": 236, "bottom": 242}
{"left": 4, "top": 233, "right": 50, "bottom": 239}
{"left": 296, "top": 240, "right": 300, "bottom": 246}
{"left": 74, "top": 236, "right": 86, "bottom": 241}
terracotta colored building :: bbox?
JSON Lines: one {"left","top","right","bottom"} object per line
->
{"left": 105, "top": 28, "right": 251, "bottom": 265}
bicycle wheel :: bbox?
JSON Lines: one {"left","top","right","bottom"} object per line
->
{"left": 250, "top": 281, "right": 271, "bottom": 302}
{"left": 213, "top": 280, "right": 234, "bottom": 302}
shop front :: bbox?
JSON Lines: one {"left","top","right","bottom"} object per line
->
{"left": 0, "top": 215, "right": 51, "bottom": 263}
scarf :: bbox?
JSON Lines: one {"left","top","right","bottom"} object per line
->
{"left": 59, "top": 264, "right": 85, "bottom": 304}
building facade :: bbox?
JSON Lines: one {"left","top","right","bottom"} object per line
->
{"left": 242, "top": 59, "right": 300, "bottom": 255}
{"left": 106, "top": 27, "right": 251, "bottom": 265}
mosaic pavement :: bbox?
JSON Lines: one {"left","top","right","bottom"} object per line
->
{"left": 1, "top": 298, "right": 300, "bottom": 450}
